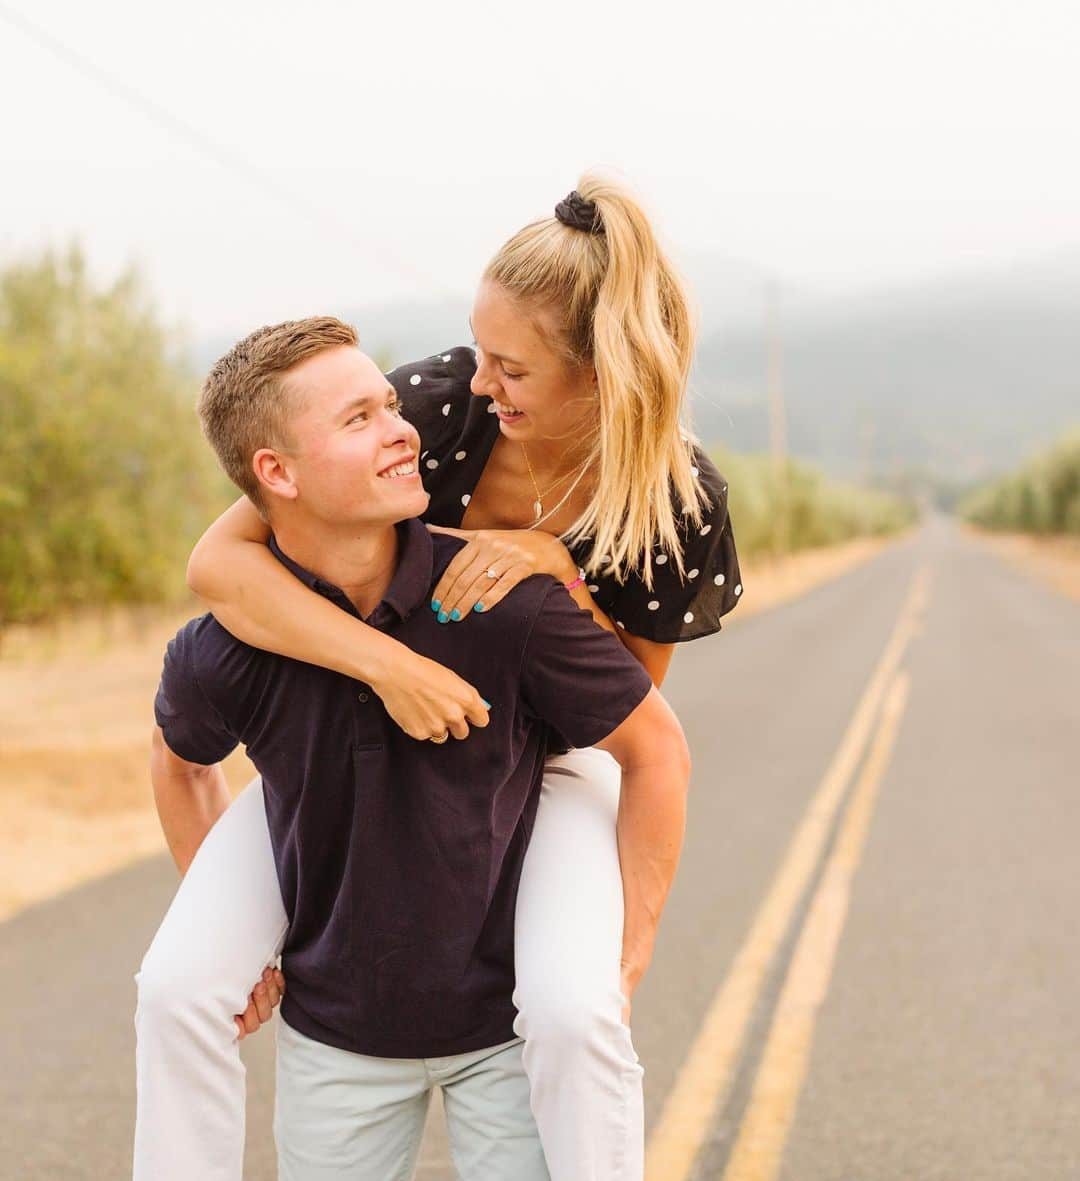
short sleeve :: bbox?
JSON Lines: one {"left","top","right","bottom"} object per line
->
{"left": 519, "top": 582, "right": 653, "bottom": 749}
{"left": 387, "top": 347, "right": 477, "bottom": 477}
{"left": 607, "top": 448, "right": 743, "bottom": 644}
{"left": 154, "top": 619, "right": 241, "bottom": 765}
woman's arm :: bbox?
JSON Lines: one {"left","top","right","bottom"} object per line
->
{"left": 616, "top": 631, "right": 675, "bottom": 688}
{"left": 424, "top": 528, "right": 679, "bottom": 684}
{"left": 187, "top": 497, "right": 400, "bottom": 684}
{"left": 427, "top": 525, "right": 621, "bottom": 637}
{"left": 186, "top": 498, "right": 489, "bottom": 741}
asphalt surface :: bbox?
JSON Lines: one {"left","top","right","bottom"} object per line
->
{"left": 2, "top": 516, "right": 1077, "bottom": 1179}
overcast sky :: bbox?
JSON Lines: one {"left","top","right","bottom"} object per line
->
{"left": 1, "top": 0, "right": 1077, "bottom": 339}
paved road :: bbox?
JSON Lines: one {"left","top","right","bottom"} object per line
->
{"left": 2, "top": 517, "right": 1077, "bottom": 1179}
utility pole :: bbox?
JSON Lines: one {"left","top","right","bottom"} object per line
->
{"left": 766, "top": 279, "right": 790, "bottom": 552}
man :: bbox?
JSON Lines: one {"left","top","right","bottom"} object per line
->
{"left": 137, "top": 317, "right": 690, "bottom": 1179}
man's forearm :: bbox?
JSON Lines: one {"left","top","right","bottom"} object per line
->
{"left": 150, "top": 748, "right": 231, "bottom": 875}
{"left": 615, "top": 746, "right": 690, "bottom": 992}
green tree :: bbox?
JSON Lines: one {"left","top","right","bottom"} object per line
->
{"left": 0, "top": 245, "right": 229, "bottom": 627}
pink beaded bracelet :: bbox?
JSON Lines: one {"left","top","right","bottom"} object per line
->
{"left": 564, "top": 575, "right": 585, "bottom": 591}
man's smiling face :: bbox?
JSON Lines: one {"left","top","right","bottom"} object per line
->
{"left": 268, "top": 345, "right": 429, "bottom": 529}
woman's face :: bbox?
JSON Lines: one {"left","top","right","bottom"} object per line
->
{"left": 469, "top": 280, "right": 597, "bottom": 451}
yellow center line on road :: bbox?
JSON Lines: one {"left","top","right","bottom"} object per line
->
{"left": 721, "top": 670, "right": 912, "bottom": 1181}
{"left": 644, "top": 565, "right": 932, "bottom": 1181}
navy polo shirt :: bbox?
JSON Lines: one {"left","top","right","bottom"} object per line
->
{"left": 154, "top": 517, "right": 653, "bottom": 1059}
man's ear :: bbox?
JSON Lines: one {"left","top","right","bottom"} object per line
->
{"left": 252, "top": 447, "right": 299, "bottom": 503}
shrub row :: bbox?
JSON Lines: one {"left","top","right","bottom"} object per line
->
{"left": 959, "top": 432, "right": 1080, "bottom": 535}
{"left": 714, "top": 449, "right": 918, "bottom": 557}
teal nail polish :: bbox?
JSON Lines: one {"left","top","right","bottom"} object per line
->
{"left": 473, "top": 602, "right": 484, "bottom": 613}
{"left": 431, "top": 599, "right": 441, "bottom": 612}
{"left": 437, "top": 611, "right": 448, "bottom": 624}
{"left": 482, "top": 698, "right": 491, "bottom": 708}
{"left": 450, "top": 608, "right": 461, "bottom": 621}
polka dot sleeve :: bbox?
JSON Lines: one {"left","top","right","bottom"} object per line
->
{"left": 386, "top": 347, "right": 477, "bottom": 475}
{"left": 605, "top": 448, "right": 743, "bottom": 644}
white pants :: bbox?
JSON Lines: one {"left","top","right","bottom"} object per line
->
{"left": 275, "top": 1023, "right": 547, "bottom": 1180}
{"left": 133, "top": 746, "right": 643, "bottom": 1180}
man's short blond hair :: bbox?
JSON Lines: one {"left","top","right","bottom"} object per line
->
{"left": 198, "top": 316, "right": 359, "bottom": 512}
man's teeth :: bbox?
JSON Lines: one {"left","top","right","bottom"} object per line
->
{"left": 378, "top": 461, "right": 416, "bottom": 479}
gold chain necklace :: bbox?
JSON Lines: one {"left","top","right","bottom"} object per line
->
{"left": 520, "top": 443, "right": 588, "bottom": 524}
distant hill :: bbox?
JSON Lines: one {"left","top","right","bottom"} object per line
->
{"left": 190, "top": 250, "right": 1080, "bottom": 488}
{"left": 692, "top": 251, "right": 1080, "bottom": 485}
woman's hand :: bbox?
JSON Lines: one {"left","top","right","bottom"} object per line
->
{"left": 426, "top": 526, "right": 579, "bottom": 622}
{"left": 370, "top": 646, "right": 492, "bottom": 741}
{"left": 234, "top": 965, "right": 286, "bottom": 1039}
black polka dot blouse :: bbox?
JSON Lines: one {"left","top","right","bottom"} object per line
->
{"left": 387, "top": 348, "right": 743, "bottom": 644}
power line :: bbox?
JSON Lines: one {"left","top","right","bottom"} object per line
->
{"left": 0, "top": 2, "right": 450, "bottom": 295}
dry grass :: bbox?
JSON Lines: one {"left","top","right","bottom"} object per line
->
{"left": 0, "top": 601, "right": 257, "bottom": 920}
{"left": 0, "top": 533, "right": 897, "bottom": 922}
{"left": 965, "top": 527, "right": 1080, "bottom": 604}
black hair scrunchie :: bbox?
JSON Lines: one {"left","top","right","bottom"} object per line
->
{"left": 554, "top": 190, "right": 603, "bottom": 234}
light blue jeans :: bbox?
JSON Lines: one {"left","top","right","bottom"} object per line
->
{"left": 274, "top": 1019, "right": 549, "bottom": 1181}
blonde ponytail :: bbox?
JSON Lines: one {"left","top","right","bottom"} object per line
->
{"left": 483, "top": 172, "right": 708, "bottom": 589}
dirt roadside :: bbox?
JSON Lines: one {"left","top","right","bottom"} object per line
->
{"left": 0, "top": 533, "right": 901, "bottom": 922}
{"left": 965, "top": 527, "right": 1080, "bottom": 604}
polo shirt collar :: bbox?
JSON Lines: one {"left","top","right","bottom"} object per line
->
{"left": 268, "top": 517, "right": 434, "bottom": 625}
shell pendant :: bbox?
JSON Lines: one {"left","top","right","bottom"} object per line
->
{"left": 533, "top": 499, "right": 543, "bottom": 520}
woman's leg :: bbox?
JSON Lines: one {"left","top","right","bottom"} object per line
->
{"left": 133, "top": 776, "right": 288, "bottom": 1181}
{"left": 512, "top": 746, "right": 644, "bottom": 1181}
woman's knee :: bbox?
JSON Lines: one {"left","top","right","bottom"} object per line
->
{"left": 134, "top": 952, "right": 237, "bottom": 1040}
{"left": 513, "top": 983, "right": 625, "bottom": 1056}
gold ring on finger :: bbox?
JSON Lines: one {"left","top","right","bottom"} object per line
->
{"left": 430, "top": 731, "right": 450, "bottom": 744}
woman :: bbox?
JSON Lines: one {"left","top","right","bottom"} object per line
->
{"left": 138, "top": 174, "right": 741, "bottom": 1179}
